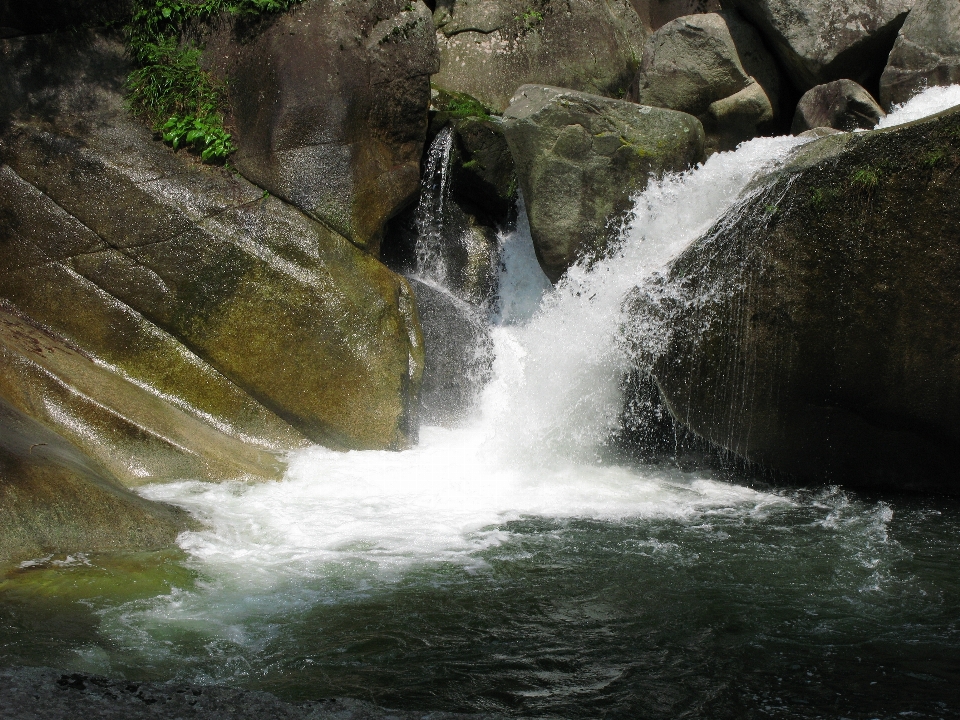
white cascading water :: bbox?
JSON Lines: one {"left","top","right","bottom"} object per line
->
{"left": 131, "top": 87, "right": 960, "bottom": 625}
{"left": 414, "top": 126, "right": 456, "bottom": 286}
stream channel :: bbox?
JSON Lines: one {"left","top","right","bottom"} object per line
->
{"left": 3, "top": 89, "right": 960, "bottom": 720}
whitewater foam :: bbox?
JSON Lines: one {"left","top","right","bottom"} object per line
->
{"left": 876, "top": 84, "right": 960, "bottom": 128}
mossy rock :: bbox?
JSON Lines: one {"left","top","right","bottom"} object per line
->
{"left": 627, "top": 107, "right": 960, "bottom": 493}
{"left": 0, "top": 396, "right": 193, "bottom": 566}
{"left": 1, "top": 30, "right": 425, "bottom": 489}
{"left": 503, "top": 85, "right": 705, "bottom": 282}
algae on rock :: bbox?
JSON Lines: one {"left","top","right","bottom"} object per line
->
{"left": 1, "top": 29, "right": 426, "bottom": 493}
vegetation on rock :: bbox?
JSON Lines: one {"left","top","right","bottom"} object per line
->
{"left": 125, "top": 0, "right": 301, "bottom": 162}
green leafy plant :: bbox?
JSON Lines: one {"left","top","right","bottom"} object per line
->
{"left": 851, "top": 167, "right": 881, "bottom": 189}
{"left": 808, "top": 186, "right": 838, "bottom": 208}
{"left": 516, "top": 8, "right": 544, "bottom": 28}
{"left": 161, "top": 108, "right": 235, "bottom": 161}
{"left": 431, "top": 87, "right": 495, "bottom": 121}
{"left": 126, "top": 0, "right": 300, "bottom": 162}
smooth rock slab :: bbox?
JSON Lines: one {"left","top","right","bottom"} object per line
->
{"left": 1, "top": 29, "right": 425, "bottom": 483}
{"left": 502, "top": 85, "right": 704, "bottom": 282}
{"left": 0, "top": 398, "right": 192, "bottom": 564}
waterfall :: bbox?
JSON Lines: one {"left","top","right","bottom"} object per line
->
{"left": 414, "top": 127, "right": 456, "bottom": 287}
{"left": 133, "top": 84, "right": 960, "bottom": 606}
{"left": 138, "top": 133, "right": 811, "bottom": 592}
{"left": 37, "top": 88, "right": 960, "bottom": 711}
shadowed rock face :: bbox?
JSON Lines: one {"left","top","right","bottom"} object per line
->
{"left": 1, "top": 28, "right": 425, "bottom": 496}
{"left": 724, "top": 0, "right": 914, "bottom": 91}
{"left": 792, "top": 79, "right": 885, "bottom": 133}
{"left": 880, "top": 0, "right": 960, "bottom": 110}
{"left": 630, "top": 0, "right": 723, "bottom": 31}
{"left": 0, "top": 0, "right": 131, "bottom": 38}
{"left": 407, "top": 278, "right": 493, "bottom": 426}
{"left": 431, "top": 0, "right": 647, "bottom": 112}
{"left": 632, "top": 12, "right": 781, "bottom": 151}
{"left": 204, "top": 0, "right": 440, "bottom": 255}
{"left": 503, "top": 85, "right": 704, "bottom": 282}
{"left": 626, "top": 108, "right": 960, "bottom": 493}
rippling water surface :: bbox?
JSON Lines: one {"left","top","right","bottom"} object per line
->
{"left": 3, "top": 88, "right": 960, "bottom": 719}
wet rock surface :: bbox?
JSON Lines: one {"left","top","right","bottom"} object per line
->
{"left": 792, "top": 79, "right": 885, "bottom": 133}
{"left": 503, "top": 85, "right": 704, "bottom": 282}
{"left": 0, "top": 666, "right": 502, "bottom": 720}
{"left": 1, "top": 28, "right": 425, "bottom": 494}
{"left": 204, "top": 0, "right": 440, "bottom": 254}
{"left": 0, "top": 398, "right": 192, "bottom": 564}
{"left": 626, "top": 107, "right": 960, "bottom": 493}
{"left": 880, "top": 0, "right": 960, "bottom": 109}
{"left": 408, "top": 278, "right": 493, "bottom": 426}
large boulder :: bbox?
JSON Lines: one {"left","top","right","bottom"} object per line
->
{"left": 792, "top": 79, "right": 885, "bottom": 133}
{"left": 430, "top": 0, "right": 647, "bottom": 112}
{"left": 723, "top": 0, "right": 915, "bottom": 91}
{"left": 880, "top": 0, "right": 960, "bottom": 110}
{"left": 204, "top": 0, "right": 439, "bottom": 255}
{"left": 1, "top": 29, "right": 425, "bottom": 490}
{"left": 632, "top": 12, "right": 781, "bottom": 151}
{"left": 0, "top": 396, "right": 192, "bottom": 564}
{"left": 502, "top": 85, "right": 705, "bottom": 282}
{"left": 627, "top": 107, "right": 960, "bottom": 493}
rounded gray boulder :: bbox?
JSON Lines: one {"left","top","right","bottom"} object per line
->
{"left": 502, "top": 85, "right": 705, "bottom": 282}
{"left": 792, "top": 79, "right": 885, "bottom": 133}
{"left": 632, "top": 12, "right": 781, "bottom": 151}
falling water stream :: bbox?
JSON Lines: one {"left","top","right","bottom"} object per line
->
{"left": 3, "top": 89, "right": 960, "bottom": 719}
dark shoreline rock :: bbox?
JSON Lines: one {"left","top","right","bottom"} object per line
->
{"left": 0, "top": 666, "right": 506, "bottom": 720}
